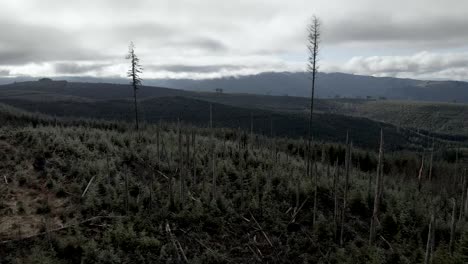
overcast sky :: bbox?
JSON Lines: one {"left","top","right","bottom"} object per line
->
{"left": 1, "top": 0, "right": 468, "bottom": 80}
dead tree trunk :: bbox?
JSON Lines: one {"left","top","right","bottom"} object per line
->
{"left": 333, "top": 159, "right": 339, "bottom": 241}
{"left": 424, "top": 212, "right": 435, "bottom": 264}
{"left": 82, "top": 176, "right": 96, "bottom": 198}
{"left": 241, "top": 152, "right": 246, "bottom": 210}
{"left": 367, "top": 171, "right": 372, "bottom": 202}
{"left": 430, "top": 218, "right": 435, "bottom": 264}
{"left": 418, "top": 155, "right": 425, "bottom": 192}
{"left": 192, "top": 130, "right": 196, "bottom": 185}
{"left": 168, "top": 129, "right": 174, "bottom": 208}
{"left": 178, "top": 121, "right": 184, "bottom": 205}
{"left": 327, "top": 162, "right": 331, "bottom": 194}
{"left": 157, "top": 122, "right": 161, "bottom": 165}
{"left": 465, "top": 185, "right": 468, "bottom": 221}
{"left": 449, "top": 198, "right": 457, "bottom": 255}
{"left": 185, "top": 132, "right": 190, "bottom": 190}
{"left": 125, "top": 172, "right": 130, "bottom": 213}
{"left": 210, "top": 104, "right": 217, "bottom": 202}
{"left": 340, "top": 134, "right": 352, "bottom": 246}
{"left": 306, "top": 16, "right": 320, "bottom": 181}
{"left": 250, "top": 112, "right": 253, "bottom": 149}
{"left": 149, "top": 172, "right": 154, "bottom": 210}
{"left": 428, "top": 138, "right": 434, "bottom": 182}
{"left": 106, "top": 152, "right": 111, "bottom": 185}
{"left": 126, "top": 42, "right": 142, "bottom": 132}
{"left": 460, "top": 171, "right": 467, "bottom": 222}
{"left": 296, "top": 171, "right": 300, "bottom": 210}
{"left": 313, "top": 162, "right": 318, "bottom": 227}
{"left": 454, "top": 148, "right": 459, "bottom": 190}
{"left": 369, "top": 129, "right": 384, "bottom": 245}
{"left": 237, "top": 127, "right": 241, "bottom": 151}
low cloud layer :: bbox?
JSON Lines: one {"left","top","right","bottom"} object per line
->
{"left": 324, "top": 51, "right": 468, "bottom": 80}
{"left": 1, "top": 0, "right": 468, "bottom": 80}
{"left": 147, "top": 64, "right": 242, "bottom": 73}
{"left": 324, "top": 17, "right": 468, "bottom": 49}
{"left": 0, "top": 70, "right": 10, "bottom": 77}
{"left": 53, "top": 62, "right": 113, "bottom": 75}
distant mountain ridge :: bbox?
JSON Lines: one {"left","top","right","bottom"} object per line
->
{"left": 149, "top": 72, "right": 468, "bottom": 103}
{"left": 1, "top": 72, "right": 467, "bottom": 103}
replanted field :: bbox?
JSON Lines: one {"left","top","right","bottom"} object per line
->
{"left": 0, "top": 105, "right": 467, "bottom": 263}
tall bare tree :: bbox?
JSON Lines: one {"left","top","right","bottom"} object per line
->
{"left": 306, "top": 16, "right": 320, "bottom": 178}
{"left": 126, "top": 42, "right": 143, "bottom": 131}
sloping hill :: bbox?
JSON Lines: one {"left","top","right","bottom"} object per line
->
{"left": 1, "top": 80, "right": 468, "bottom": 137}
{"left": 0, "top": 79, "right": 193, "bottom": 101}
{"left": 1, "top": 95, "right": 465, "bottom": 151}
{"left": 322, "top": 99, "right": 468, "bottom": 135}
{"left": 0, "top": 103, "right": 466, "bottom": 263}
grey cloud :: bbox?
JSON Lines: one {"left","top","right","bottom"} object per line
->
{"left": 0, "top": 20, "right": 110, "bottom": 65}
{"left": 190, "top": 38, "right": 226, "bottom": 52}
{"left": 335, "top": 52, "right": 468, "bottom": 80}
{"left": 149, "top": 64, "right": 243, "bottom": 73}
{"left": 164, "top": 37, "right": 227, "bottom": 52}
{"left": 97, "top": 23, "right": 228, "bottom": 53}
{"left": 54, "top": 62, "right": 111, "bottom": 74}
{"left": 116, "top": 23, "right": 176, "bottom": 39}
{"left": 2, "top": 0, "right": 468, "bottom": 80}
{"left": 0, "top": 69, "right": 10, "bottom": 76}
{"left": 324, "top": 16, "right": 468, "bottom": 48}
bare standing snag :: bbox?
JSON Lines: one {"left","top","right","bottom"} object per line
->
{"left": 126, "top": 42, "right": 143, "bottom": 131}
